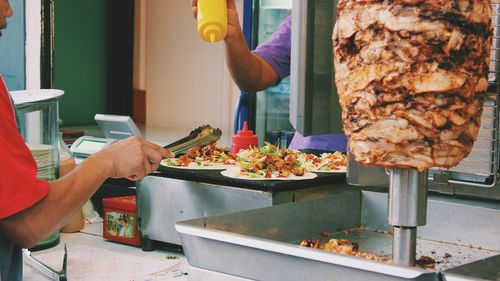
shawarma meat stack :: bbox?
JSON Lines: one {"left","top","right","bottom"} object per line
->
{"left": 333, "top": 0, "right": 493, "bottom": 172}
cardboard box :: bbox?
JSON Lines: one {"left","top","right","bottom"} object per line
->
{"left": 102, "top": 195, "right": 140, "bottom": 246}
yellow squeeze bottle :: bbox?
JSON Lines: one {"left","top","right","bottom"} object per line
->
{"left": 197, "top": 0, "right": 228, "bottom": 43}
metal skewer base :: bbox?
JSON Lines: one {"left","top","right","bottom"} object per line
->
{"left": 388, "top": 168, "right": 428, "bottom": 266}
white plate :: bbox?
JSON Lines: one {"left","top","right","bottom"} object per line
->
{"left": 161, "top": 159, "right": 235, "bottom": 170}
{"left": 221, "top": 168, "right": 317, "bottom": 181}
{"left": 309, "top": 166, "right": 347, "bottom": 173}
{"left": 27, "top": 143, "right": 54, "bottom": 152}
{"left": 11, "top": 89, "right": 64, "bottom": 105}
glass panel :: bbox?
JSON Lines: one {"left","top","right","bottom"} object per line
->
{"left": 16, "top": 100, "right": 60, "bottom": 180}
{"left": 254, "top": 3, "right": 293, "bottom": 147}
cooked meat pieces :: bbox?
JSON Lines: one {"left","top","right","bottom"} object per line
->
{"left": 333, "top": 0, "right": 492, "bottom": 171}
{"left": 299, "top": 238, "right": 393, "bottom": 263}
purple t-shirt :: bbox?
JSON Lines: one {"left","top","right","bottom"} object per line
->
{"left": 289, "top": 132, "right": 347, "bottom": 152}
{"left": 252, "top": 16, "right": 347, "bottom": 153}
{"left": 253, "top": 16, "right": 291, "bottom": 81}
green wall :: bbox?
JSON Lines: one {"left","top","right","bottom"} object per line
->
{"left": 55, "top": 1, "right": 108, "bottom": 126}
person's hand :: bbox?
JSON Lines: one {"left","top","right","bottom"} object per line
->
{"left": 191, "top": 0, "right": 242, "bottom": 41}
{"left": 97, "top": 136, "right": 174, "bottom": 181}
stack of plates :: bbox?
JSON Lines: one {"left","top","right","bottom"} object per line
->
{"left": 27, "top": 144, "right": 56, "bottom": 180}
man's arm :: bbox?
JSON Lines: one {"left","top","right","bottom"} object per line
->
{"left": 225, "top": 29, "right": 280, "bottom": 92}
{"left": 0, "top": 136, "right": 173, "bottom": 248}
{"left": 193, "top": 0, "right": 279, "bottom": 92}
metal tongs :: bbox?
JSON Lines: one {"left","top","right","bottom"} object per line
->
{"left": 164, "top": 125, "right": 222, "bottom": 155}
{"left": 23, "top": 244, "right": 67, "bottom": 281}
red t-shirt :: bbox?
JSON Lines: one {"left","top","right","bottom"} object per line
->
{"left": 0, "top": 76, "right": 50, "bottom": 219}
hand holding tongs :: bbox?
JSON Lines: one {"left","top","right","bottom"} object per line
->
{"left": 164, "top": 125, "right": 222, "bottom": 155}
{"left": 23, "top": 244, "right": 67, "bottom": 281}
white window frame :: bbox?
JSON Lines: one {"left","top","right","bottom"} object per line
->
{"left": 25, "top": 1, "right": 41, "bottom": 89}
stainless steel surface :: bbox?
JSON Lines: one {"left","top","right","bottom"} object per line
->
{"left": 434, "top": 179, "right": 500, "bottom": 201}
{"left": 176, "top": 191, "right": 500, "bottom": 281}
{"left": 137, "top": 176, "right": 272, "bottom": 245}
{"left": 164, "top": 125, "right": 222, "bottom": 155}
{"left": 346, "top": 156, "right": 389, "bottom": 186}
{"left": 289, "top": 0, "right": 308, "bottom": 134}
{"left": 490, "top": 4, "right": 500, "bottom": 85}
{"left": 393, "top": 227, "right": 417, "bottom": 267}
{"left": 136, "top": 176, "right": 361, "bottom": 245}
{"left": 23, "top": 245, "right": 67, "bottom": 281}
{"left": 388, "top": 169, "right": 428, "bottom": 227}
{"left": 389, "top": 168, "right": 428, "bottom": 266}
{"left": 443, "top": 255, "right": 500, "bottom": 281}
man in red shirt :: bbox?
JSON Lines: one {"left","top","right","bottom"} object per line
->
{"left": 0, "top": 1, "right": 173, "bottom": 279}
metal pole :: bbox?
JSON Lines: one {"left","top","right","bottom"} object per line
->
{"left": 388, "top": 168, "right": 428, "bottom": 266}
{"left": 393, "top": 227, "right": 417, "bottom": 266}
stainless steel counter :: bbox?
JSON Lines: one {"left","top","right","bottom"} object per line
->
{"left": 176, "top": 190, "right": 500, "bottom": 281}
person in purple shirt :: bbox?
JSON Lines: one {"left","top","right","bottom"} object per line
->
{"left": 192, "top": 0, "right": 347, "bottom": 152}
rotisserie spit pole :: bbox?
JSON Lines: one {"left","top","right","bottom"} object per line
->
{"left": 388, "top": 168, "right": 428, "bottom": 266}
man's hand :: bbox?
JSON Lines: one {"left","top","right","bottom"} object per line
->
{"left": 192, "top": 0, "right": 242, "bottom": 41}
{"left": 192, "top": 0, "right": 279, "bottom": 91}
{"left": 97, "top": 136, "right": 174, "bottom": 181}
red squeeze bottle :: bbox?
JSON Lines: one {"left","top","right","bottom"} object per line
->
{"left": 231, "top": 121, "right": 258, "bottom": 153}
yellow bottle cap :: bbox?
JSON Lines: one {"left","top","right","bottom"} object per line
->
{"left": 201, "top": 24, "right": 224, "bottom": 43}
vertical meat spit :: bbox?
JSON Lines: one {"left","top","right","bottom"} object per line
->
{"left": 388, "top": 168, "right": 428, "bottom": 266}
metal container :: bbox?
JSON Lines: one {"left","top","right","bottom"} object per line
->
{"left": 136, "top": 175, "right": 368, "bottom": 247}
{"left": 176, "top": 191, "right": 500, "bottom": 281}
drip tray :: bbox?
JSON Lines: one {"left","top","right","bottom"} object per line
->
{"left": 176, "top": 191, "right": 500, "bottom": 281}
{"left": 293, "top": 228, "right": 495, "bottom": 273}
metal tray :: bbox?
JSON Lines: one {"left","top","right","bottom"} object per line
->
{"left": 176, "top": 191, "right": 500, "bottom": 281}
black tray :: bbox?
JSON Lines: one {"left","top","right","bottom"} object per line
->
{"left": 156, "top": 165, "right": 345, "bottom": 193}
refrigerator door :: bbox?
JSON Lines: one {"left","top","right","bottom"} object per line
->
{"left": 253, "top": 1, "right": 294, "bottom": 147}
{"left": 290, "top": 0, "right": 342, "bottom": 137}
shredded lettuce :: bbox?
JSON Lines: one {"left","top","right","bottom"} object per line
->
{"left": 240, "top": 162, "right": 252, "bottom": 170}
{"left": 163, "top": 158, "right": 176, "bottom": 166}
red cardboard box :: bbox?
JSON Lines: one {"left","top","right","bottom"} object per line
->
{"left": 102, "top": 195, "right": 140, "bottom": 246}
